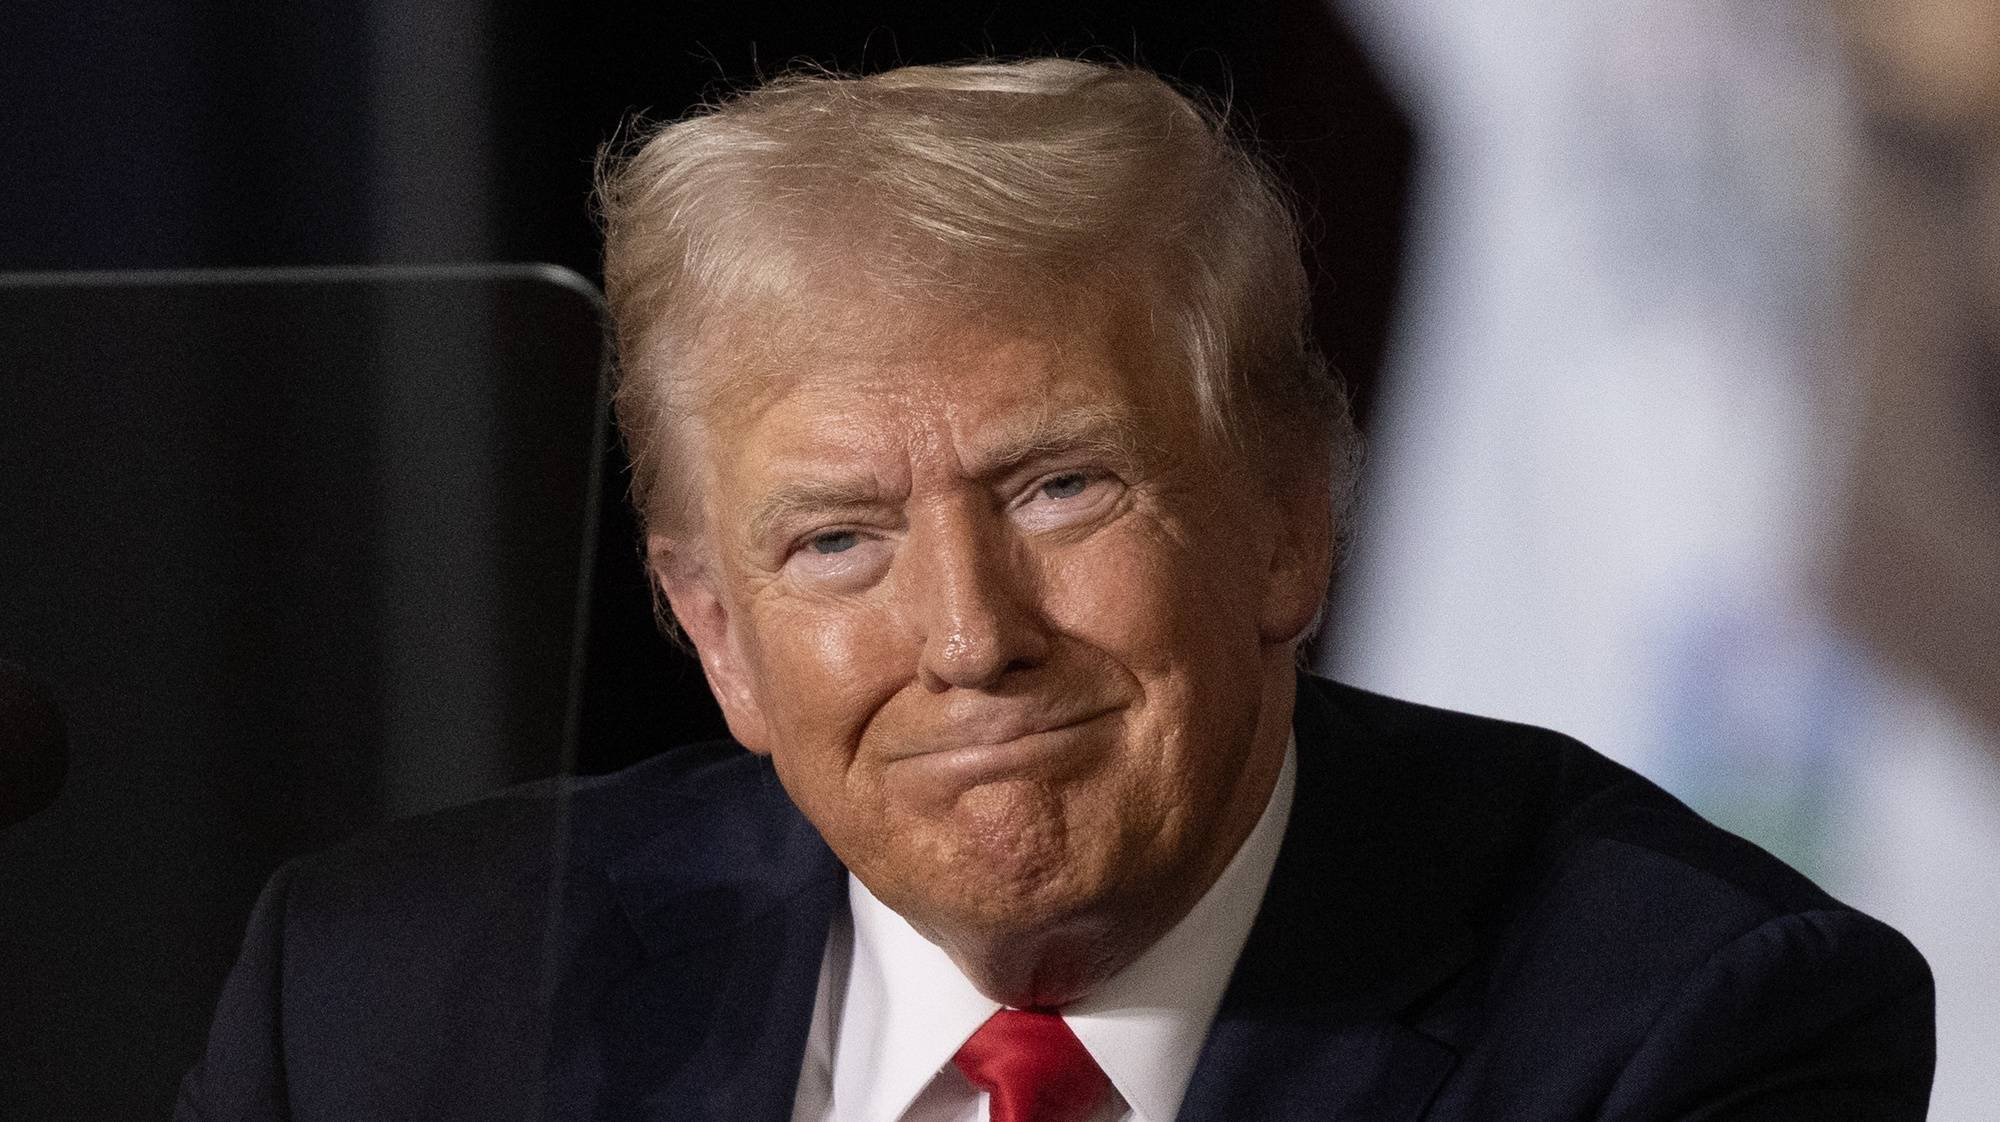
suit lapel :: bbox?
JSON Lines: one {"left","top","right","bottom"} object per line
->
{"left": 544, "top": 758, "right": 846, "bottom": 1122}
{"left": 1176, "top": 677, "right": 1476, "bottom": 1122}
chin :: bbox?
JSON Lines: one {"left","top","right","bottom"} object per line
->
{"left": 861, "top": 823, "right": 1103, "bottom": 932}
{"left": 920, "top": 880, "right": 1147, "bottom": 1008}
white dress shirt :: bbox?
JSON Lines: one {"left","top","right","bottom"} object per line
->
{"left": 791, "top": 743, "right": 1296, "bottom": 1122}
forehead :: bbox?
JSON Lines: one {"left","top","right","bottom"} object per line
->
{"left": 690, "top": 304, "right": 1188, "bottom": 472}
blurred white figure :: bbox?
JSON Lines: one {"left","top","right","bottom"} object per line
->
{"left": 1325, "top": 0, "right": 2000, "bottom": 1114}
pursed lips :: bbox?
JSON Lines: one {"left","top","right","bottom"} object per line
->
{"left": 881, "top": 704, "right": 1118, "bottom": 764}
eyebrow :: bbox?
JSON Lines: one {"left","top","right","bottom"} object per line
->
{"left": 746, "top": 476, "right": 891, "bottom": 545}
{"left": 742, "top": 404, "right": 1149, "bottom": 545}
{"left": 964, "top": 404, "right": 1146, "bottom": 480}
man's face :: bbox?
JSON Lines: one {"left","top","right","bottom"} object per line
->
{"left": 658, "top": 305, "right": 1323, "bottom": 985}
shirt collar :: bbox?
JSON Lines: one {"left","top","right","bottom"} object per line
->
{"left": 828, "top": 739, "right": 1297, "bottom": 1122}
{"left": 1066, "top": 740, "right": 1296, "bottom": 1122}
{"left": 831, "top": 872, "right": 998, "bottom": 1121}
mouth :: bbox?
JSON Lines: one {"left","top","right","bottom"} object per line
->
{"left": 885, "top": 709, "right": 1116, "bottom": 788}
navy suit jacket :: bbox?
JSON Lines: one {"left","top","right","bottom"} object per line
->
{"left": 176, "top": 677, "right": 1935, "bottom": 1120}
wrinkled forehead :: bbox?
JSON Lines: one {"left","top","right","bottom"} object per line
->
{"left": 678, "top": 281, "right": 1178, "bottom": 431}
{"left": 677, "top": 300, "right": 1185, "bottom": 496}
{"left": 631, "top": 276, "right": 1205, "bottom": 544}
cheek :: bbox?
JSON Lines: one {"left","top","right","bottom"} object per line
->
{"left": 1037, "top": 521, "right": 1258, "bottom": 666}
{"left": 1036, "top": 519, "right": 1271, "bottom": 804}
{"left": 742, "top": 597, "right": 911, "bottom": 760}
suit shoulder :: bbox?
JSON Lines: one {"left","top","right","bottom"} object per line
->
{"left": 278, "top": 738, "right": 773, "bottom": 925}
{"left": 1301, "top": 680, "right": 1935, "bottom": 1112}
{"left": 1304, "top": 674, "right": 1847, "bottom": 921}
{"left": 1306, "top": 674, "right": 1639, "bottom": 807}
{"left": 222, "top": 740, "right": 784, "bottom": 1114}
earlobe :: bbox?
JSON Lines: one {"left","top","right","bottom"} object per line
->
{"left": 648, "top": 534, "right": 773, "bottom": 753}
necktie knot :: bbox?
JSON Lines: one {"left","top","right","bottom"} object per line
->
{"left": 952, "top": 1008, "right": 1111, "bottom": 1122}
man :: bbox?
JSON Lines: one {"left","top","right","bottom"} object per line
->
{"left": 177, "top": 59, "right": 1934, "bottom": 1121}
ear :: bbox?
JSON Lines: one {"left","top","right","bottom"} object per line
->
{"left": 648, "top": 533, "right": 774, "bottom": 753}
{"left": 1256, "top": 481, "right": 1336, "bottom": 647}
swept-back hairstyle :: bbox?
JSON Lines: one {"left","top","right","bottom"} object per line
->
{"left": 597, "top": 57, "right": 1357, "bottom": 538}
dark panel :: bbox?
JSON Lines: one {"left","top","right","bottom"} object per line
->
{"left": 0, "top": 265, "right": 604, "bottom": 1121}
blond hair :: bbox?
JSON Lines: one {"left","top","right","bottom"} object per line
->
{"left": 597, "top": 57, "right": 1357, "bottom": 537}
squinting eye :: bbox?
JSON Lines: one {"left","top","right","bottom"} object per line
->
{"left": 1040, "top": 473, "right": 1091, "bottom": 500}
{"left": 807, "top": 531, "right": 859, "bottom": 555}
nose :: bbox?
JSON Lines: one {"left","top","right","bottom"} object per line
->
{"left": 902, "top": 502, "right": 1050, "bottom": 691}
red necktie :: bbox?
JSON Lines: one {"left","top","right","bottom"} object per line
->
{"left": 952, "top": 1008, "right": 1112, "bottom": 1122}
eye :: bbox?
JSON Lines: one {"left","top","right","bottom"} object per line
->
{"left": 785, "top": 527, "right": 891, "bottom": 590}
{"left": 807, "top": 530, "right": 860, "bottom": 555}
{"left": 1013, "top": 468, "right": 1121, "bottom": 533}
{"left": 1038, "top": 472, "right": 1091, "bottom": 501}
